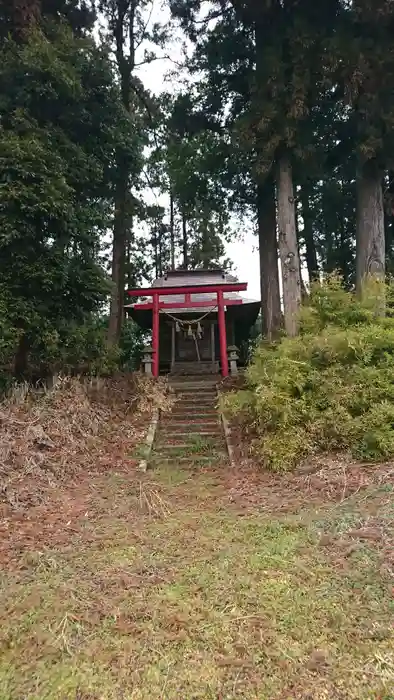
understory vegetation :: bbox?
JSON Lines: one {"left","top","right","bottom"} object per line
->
{"left": 223, "top": 277, "right": 394, "bottom": 471}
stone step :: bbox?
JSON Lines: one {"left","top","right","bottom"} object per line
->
{"left": 157, "top": 431, "right": 222, "bottom": 439}
{"left": 155, "top": 444, "right": 193, "bottom": 451}
{"left": 171, "top": 405, "right": 218, "bottom": 418}
{"left": 155, "top": 431, "right": 225, "bottom": 442}
{"left": 172, "top": 395, "right": 217, "bottom": 404}
{"left": 157, "top": 421, "right": 221, "bottom": 435}
{"left": 172, "top": 395, "right": 216, "bottom": 400}
{"left": 150, "top": 453, "right": 228, "bottom": 466}
{"left": 152, "top": 372, "right": 226, "bottom": 467}
{"left": 154, "top": 442, "right": 223, "bottom": 451}
{"left": 171, "top": 406, "right": 217, "bottom": 415}
{"left": 170, "top": 389, "right": 218, "bottom": 398}
{"left": 170, "top": 379, "right": 219, "bottom": 388}
{"left": 170, "top": 363, "right": 219, "bottom": 376}
{"left": 168, "top": 417, "right": 218, "bottom": 424}
{"left": 170, "top": 377, "right": 218, "bottom": 384}
{"left": 157, "top": 424, "right": 221, "bottom": 431}
{"left": 162, "top": 412, "right": 218, "bottom": 421}
{"left": 155, "top": 444, "right": 225, "bottom": 454}
{"left": 154, "top": 447, "right": 226, "bottom": 457}
{"left": 170, "top": 376, "right": 219, "bottom": 383}
{"left": 173, "top": 395, "right": 218, "bottom": 400}
{"left": 172, "top": 396, "right": 217, "bottom": 404}
{"left": 170, "top": 375, "right": 219, "bottom": 381}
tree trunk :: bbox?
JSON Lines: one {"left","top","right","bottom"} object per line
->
{"left": 158, "top": 227, "right": 163, "bottom": 277}
{"left": 255, "top": 15, "right": 284, "bottom": 336}
{"left": 170, "top": 190, "right": 175, "bottom": 269}
{"left": 153, "top": 231, "right": 159, "bottom": 279}
{"left": 107, "top": 0, "right": 136, "bottom": 345}
{"left": 108, "top": 171, "right": 128, "bottom": 344}
{"left": 300, "top": 186, "right": 319, "bottom": 284}
{"left": 256, "top": 175, "right": 282, "bottom": 339}
{"left": 356, "top": 160, "right": 385, "bottom": 296}
{"left": 182, "top": 212, "right": 188, "bottom": 269}
{"left": 276, "top": 153, "right": 301, "bottom": 337}
{"left": 14, "top": 332, "right": 29, "bottom": 378}
{"left": 125, "top": 214, "right": 134, "bottom": 289}
{"left": 10, "top": 0, "right": 41, "bottom": 37}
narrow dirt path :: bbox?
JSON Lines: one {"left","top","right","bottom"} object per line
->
{"left": 1, "top": 457, "right": 393, "bottom": 699}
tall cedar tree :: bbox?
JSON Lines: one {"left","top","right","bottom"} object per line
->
{"left": 239, "top": 0, "right": 341, "bottom": 335}
{"left": 148, "top": 92, "right": 232, "bottom": 270}
{"left": 170, "top": 0, "right": 283, "bottom": 336}
{"left": 334, "top": 0, "right": 394, "bottom": 294}
{"left": 0, "top": 23, "right": 136, "bottom": 373}
{"left": 100, "top": 0, "right": 165, "bottom": 343}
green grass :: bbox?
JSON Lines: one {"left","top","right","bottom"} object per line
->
{"left": 0, "top": 467, "right": 393, "bottom": 699}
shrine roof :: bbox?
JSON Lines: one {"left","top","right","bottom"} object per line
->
{"left": 152, "top": 268, "right": 236, "bottom": 287}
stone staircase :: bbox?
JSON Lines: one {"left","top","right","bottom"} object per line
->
{"left": 151, "top": 376, "right": 228, "bottom": 466}
{"left": 170, "top": 361, "right": 219, "bottom": 376}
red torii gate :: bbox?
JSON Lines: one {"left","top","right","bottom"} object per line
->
{"left": 127, "top": 282, "right": 247, "bottom": 378}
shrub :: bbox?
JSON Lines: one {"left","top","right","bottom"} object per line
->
{"left": 222, "top": 275, "right": 394, "bottom": 470}
{"left": 118, "top": 320, "right": 146, "bottom": 371}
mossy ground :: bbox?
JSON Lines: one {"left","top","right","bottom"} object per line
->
{"left": 0, "top": 460, "right": 393, "bottom": 699}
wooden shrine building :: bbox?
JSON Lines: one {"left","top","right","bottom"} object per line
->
{"left": 125, "top": 268, "right": 260, "bottom": 377}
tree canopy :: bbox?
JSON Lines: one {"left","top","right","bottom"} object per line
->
{"left": 1, "top": 0, "right": 393, "bottom": 377}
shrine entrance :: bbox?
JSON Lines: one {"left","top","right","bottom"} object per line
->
{"left": 125, "top": 269, "right": 260, "bottom": 378}
{"left": 172, "top": 318, "right": 216, "bottom": 364}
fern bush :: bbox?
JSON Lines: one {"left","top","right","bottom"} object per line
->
{"left": 222, "top": 276, "right": 394, "bottom": 470}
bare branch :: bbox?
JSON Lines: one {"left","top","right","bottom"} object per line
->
{"left": 134, "top": 0, "right": 155, "bottom": 52}
{"left": 134, "top": 53, "right": 185, "bottom": 68}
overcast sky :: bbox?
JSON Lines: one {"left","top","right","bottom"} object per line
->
{"left": 132, "top": 3, "right": 261, "bottom": 300}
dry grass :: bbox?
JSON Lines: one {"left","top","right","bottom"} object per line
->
{"left": 0, "top": 373, "right": 169, "bottom": 513}
{"left": 133, "top": 374, "right": 174, "bottom": 414}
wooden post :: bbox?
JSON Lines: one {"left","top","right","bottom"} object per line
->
{"left": 217, "top": 290, "right": 228, "bottom": 377}
{"left": 171, "top": 322, "right": 176, "bottom": 370}
{"left": 211, "top": 321, "right": 215, "bottom": 366}
{"left": 152, "top": 293, "right": 159, "bottom": 378}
